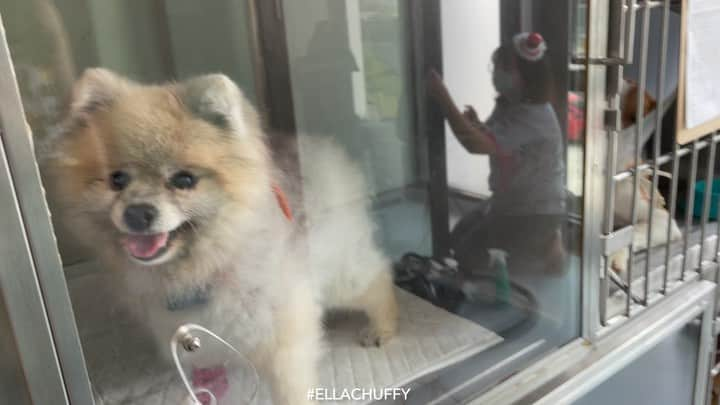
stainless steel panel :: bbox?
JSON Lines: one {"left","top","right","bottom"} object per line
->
{"left": 0, "top": 12, "right": 94, "bottom": 405}
{"left": 582, "top": 0, "right": 610, "bottom": 340}
{"left": 0, "top": 127, "right": 67, "bottom": 404}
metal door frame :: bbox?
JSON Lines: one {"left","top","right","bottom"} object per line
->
{"left": 0, "top": 12, "right": 95, "bottom": 405}
{"left": 472, "top": 279, "right": 716, "bottom": 404}
{"left": 581, "top": 0, "right": 611, "bottom": 341}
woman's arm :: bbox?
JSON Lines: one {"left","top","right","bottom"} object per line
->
{"left": 427, "top": 70, "right": 497, "bottom": 155}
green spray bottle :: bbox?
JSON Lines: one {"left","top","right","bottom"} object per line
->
{"left": 488, "top": 248, "right": 510, "bottom": 306}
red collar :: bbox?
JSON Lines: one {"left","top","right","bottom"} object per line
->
{"left": 272, "top": 184, "right": 293, "bottom": 221}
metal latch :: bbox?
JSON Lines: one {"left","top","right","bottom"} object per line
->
{"left": 601, "top": 225, "right": 634, "bottom": 256}
{"left": 571, "top": 56, "right": 628, "bottom": 66}
{"left": 604, "top": 109, "right": 621, "bottom": 131}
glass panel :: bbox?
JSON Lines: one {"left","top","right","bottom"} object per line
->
{"left": 283, "top": 0, "right": 427, "bottom": 257}
{"left": 282, "top": 0, "right": 585, "bottom": 401}
{"left": 1, "top": 0, "right": 586, "bottom": 403}
{"left": 1, "top": 0, "right": 260, "bottom": 402}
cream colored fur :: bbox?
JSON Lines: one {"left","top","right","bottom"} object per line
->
{"left": 45, "top": 68, "right": 396, "bottom": 404}
{"left": 298, "top": 136, "right": 398, "bottom": 345}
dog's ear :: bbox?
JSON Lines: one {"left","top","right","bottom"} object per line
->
{"left": 69, "top": 68, "right": 130, "bottom": 120}
{"left": 52, "top": 68, "right": 129, "bottom": 165}
{"left": 177, "top": 74, "right": 253, "bottom": 136}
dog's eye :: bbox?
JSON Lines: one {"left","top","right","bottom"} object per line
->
{"left": 170, "top": 171, "right": 197, "bottom": 190}
{"left": 109, "top": 171, "right": 131, "bottom": 191}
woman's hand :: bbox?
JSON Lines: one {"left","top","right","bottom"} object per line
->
{"left": 427, "top": 69, "right": 450, "bottom": 101}
{"left": 425, "top": 69, "right": 495, "bottom": 155}
{"left": 462, "top": 105, "right": 480, "bottom": 124}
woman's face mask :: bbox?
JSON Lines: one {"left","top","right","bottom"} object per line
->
{"left": 492, "top": 68, "right": 522, "bottom": 101}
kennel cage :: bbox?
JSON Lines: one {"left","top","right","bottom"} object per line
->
{"left": 0, "top": 0, "right": 718, "bottom": 404}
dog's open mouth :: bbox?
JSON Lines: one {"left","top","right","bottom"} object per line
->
{"left": 121, "top": 222, "right": 192, "bottom": 262}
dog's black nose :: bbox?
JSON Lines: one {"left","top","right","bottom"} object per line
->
{"left": 124, "top": 204, "right": 158, "bottom": 232}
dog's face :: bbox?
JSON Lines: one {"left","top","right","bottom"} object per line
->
{"left": 49, "top": 69, "right": 269, "bottom": 267}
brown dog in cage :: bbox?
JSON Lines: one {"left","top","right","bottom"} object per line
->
{"left": 610, "top": 80, "right": 682, "bottom": 278}
{"left": 620, "top": 80, "right": 657, "bottom": 129}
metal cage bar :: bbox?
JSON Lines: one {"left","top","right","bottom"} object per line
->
{"left": 598, "top": 0, "right": 720, "bottom": 335}
{"left": 715, "top": 153, "right": 720, "bottom": 285}
{"left": 709, "top": 132, "right": 720, "bottom": 405}
{"left": 601, "top": 121, "right": 620, "bottom": 326}
{"left": 644, "top": 0, "right": 671, "bottom": 298}
{"left": 698, "top": 140, "right": 716, "bottom": 269}
{"left": 622, "top": 4, "right": 652, "bottom": 315}
{"left": 682, "top": 140, "right": 700, "bottom": 280}
{"left": 582, "top": 0, "right": 611, "bottom": 340}
{"left": 581, "top": 0, "right": 718, "bottom": 401}
{"left": 635, "top": 5, "right": 652, "bottom": 304}
{"left": 603, "top": 136, "right": 719, "bottom": 322}
{"left": 0, "top": 12, "right": 94, "bottom": 405}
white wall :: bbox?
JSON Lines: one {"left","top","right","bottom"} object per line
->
{"left": 441, "top": 1, "right": 500, "bottom": 196}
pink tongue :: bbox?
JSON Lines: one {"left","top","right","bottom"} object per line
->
{"left": 122, "top": 232, "right": 169, "bottom": 259}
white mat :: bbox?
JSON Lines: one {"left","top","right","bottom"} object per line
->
{"left": 68, "top": 269, "right": 501, "bottom": 404}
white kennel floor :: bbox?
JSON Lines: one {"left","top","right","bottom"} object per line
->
{"left": 66, "top": 264, "right": 502, "bottom": 404}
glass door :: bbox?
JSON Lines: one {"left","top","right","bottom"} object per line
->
{"left": 0, "top": 0, "right": 588, "bottom": 403}
{"left": 257, "top": 0, "right": 586, "bottom": 402}
{"left": 279, "top": 0, "right": 427, "bottom": 256}
{"left": 0, "top": 0, "right": 260, "bottom": 403}
{"left": 0, "top": 7, "right": 91, "bottom": 401}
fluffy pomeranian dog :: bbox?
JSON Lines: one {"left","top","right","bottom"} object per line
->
{"left": 43, "top": 68, "right": 397, "bottom": 404}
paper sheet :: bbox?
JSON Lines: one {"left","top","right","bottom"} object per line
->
{"left": 686, "top": 0, "right": 720, "bottom": 128}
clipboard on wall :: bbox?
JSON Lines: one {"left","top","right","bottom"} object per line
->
{"left": 676, "top": 0, "right": 720, "bottom": 144}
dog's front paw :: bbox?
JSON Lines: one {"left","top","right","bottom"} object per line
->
{"left": 360, "top": 326, "right": 395, "bottom": 347}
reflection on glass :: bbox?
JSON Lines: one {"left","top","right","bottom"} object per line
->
{"left": 1, "top": 0, "right": 584, "bottom": 403}
{"left": 392, "top": 20, "right": 580, "bottom": 399}
{"left": 284, "top": 0, "right": 426, "bottom": 257}
{"left": 429, "top": 32, "right": 566, "bottom": 273}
